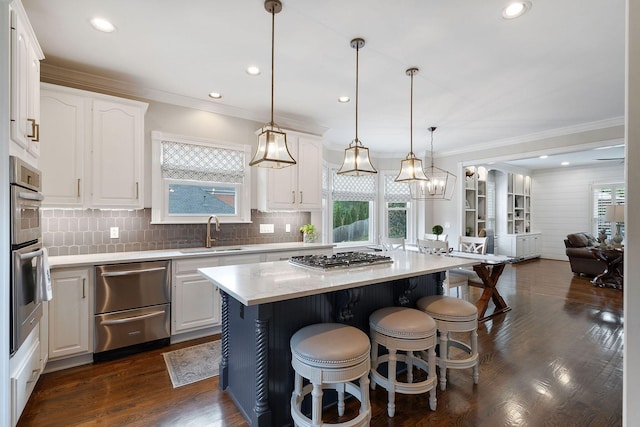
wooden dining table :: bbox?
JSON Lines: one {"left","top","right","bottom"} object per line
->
{"left": 448, "top": 251, "right": 516, "bottom": 322}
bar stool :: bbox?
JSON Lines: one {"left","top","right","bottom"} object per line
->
{"left": 290, "top": 323, "right": 371, "bottom": 427}
{"left": 416, "top": 295, "right": 479, "bottom": 391}
{"left": 369, "top": 307, "right": 438, "bottom": 417}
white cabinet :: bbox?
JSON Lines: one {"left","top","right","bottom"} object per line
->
{"left": 39, "top": 83, "right": 148, "bottom": 209}
{"left": 257, "top": 131, "right": 323, "bottom": 211}
{"left": 9, "top": 0, "right": 44, "bottom": 163}
{"left": 501, "top": 233, "right": 541, "bottom": 260}
{"left": 463, "top": 167, "right": 487, "bottom": 237}
{"left": 10, "top": 328, "right": 41, "bottom": 427}
{"left": 172, "top": 253, "right": 263, "bottom": 335}
{"left": 48, "top": 268, "right": 92, "bottom": 360}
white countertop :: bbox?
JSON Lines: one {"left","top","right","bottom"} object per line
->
{"left": 47, "top": 242, "right": 335, "bottom": 269}
{"left": 198, "top": 251, "right": 476, "bottom": 306}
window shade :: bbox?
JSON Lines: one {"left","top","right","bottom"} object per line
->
{"left": 332, "top": 172, "right": 376, "bottom": 201}
{"left": 593, "top": 184, "right": 625, "bottom": 235}
{"left": 384, "top": 174, "right": 411, "bottom": 202}
{"left": 161, "top": 140, "right": 245, "bottom": 184}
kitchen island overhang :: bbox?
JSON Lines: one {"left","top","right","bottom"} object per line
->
{"left": 198, "top": 251, "right": 475, "bottom": 426}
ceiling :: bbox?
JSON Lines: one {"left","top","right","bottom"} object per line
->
{"left": 22, "top": 0, "right": 626, "bottom": 160}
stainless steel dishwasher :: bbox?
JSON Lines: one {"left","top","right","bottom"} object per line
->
{"left": 94, "top": 260, "right": 171, "bottom": 360}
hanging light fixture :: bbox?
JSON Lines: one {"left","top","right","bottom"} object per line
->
{"left": 249, "top": 0, "right": 296, "bottom": 168}
{"left": 337, "top": 38, "right": 377, "bottom": 176}
{"left": 395, "top": 67, "right": 429, "bottom": 184}
{"left": 411, "top": 127, "right": 457, "bottom": 200}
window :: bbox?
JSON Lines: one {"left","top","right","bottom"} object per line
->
{"left": 331, "top": 171, "right": 376, "bottom": 244}
{"left": 383, "top": 174, "right": 411, "bottom": 239}
{"left": 151, "top": 131, "right": 252, "bottom": 224}
{"left": 592, "top": 183, "right": 625, "bottom": 238}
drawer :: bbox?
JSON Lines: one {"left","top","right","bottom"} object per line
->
{"left": 94, "top": 304, "right": 170, "bottom": 353}
{"left": 174, "top": 256, "right": 222, "bottom": 275}
{"left": 11, "top": 339, "right": 41, "bottom": 427}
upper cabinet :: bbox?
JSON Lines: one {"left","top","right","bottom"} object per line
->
{"left": 39, "top": 84, "right": 148, "bottom": 209}
{"left": 9, "top": 0, "right": 44, "bottom": 164}
{"left": 256, "top": 131, "right": 323, "bottom": 211}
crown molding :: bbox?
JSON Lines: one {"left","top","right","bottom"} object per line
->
{"left": 40, "top": 62, "right": 329, "bottom": 136}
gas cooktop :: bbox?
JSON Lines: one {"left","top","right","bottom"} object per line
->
{"left": 289, "top": 251, "right": 394, "bottom": 270}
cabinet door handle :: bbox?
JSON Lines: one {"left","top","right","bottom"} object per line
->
{"left": 136, "top": 182, "right": 139, "bottom": 199}
{"left": 26, "top": 118, "right": 37, "bottom": 139}
{"left": 77, "top": 178, "right": 81, "bottom": 198}
{"left": 291, "top": 190, "right": 295, "bottom": 204}
{"left": 33, "top": 123, "right": 40, "bottom": 142}
{"left": 299, "top": 191, "right": 303, "bottom": 204}
{"left": 82, "top": 278, "right": 86, "bottom": 299}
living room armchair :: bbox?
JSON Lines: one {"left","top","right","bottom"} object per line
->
{"left": 564, "top": 232, "right": 606, "bottom": 277}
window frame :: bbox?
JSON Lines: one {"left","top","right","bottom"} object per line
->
{"left": 591, "top": 182, "right": 625, "bottom": 239}
{"left": 151, "top": 131, "right": 252, "bottom": 224}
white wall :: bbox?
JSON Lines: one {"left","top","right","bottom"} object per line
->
{"left": 532, "top": 164, "right": 624, "bottom": 260}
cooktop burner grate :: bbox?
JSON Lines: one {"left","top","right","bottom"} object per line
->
{"left": 289, "top": 251, "right": 394, "bottom": 270}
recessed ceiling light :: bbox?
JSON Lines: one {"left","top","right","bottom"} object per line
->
{"left": 90, "top": 17, "right": 116, "bottom": 33}
{"left": 246, "top": 66, "right": 261, "bottom": 76}
{"left": 539, "top": 155, "right": 548, "bottom": 159}
{"left": 502, "top": 1, "right": 531, "bottom": 19}
{"left": 208, "top": 92, "right": 222, "bottom": 99}
{"left": 338, "top": 96, "right": 350, "bottom": 103}
{"left": 561, "top": 161, "right": 570, "bottom": 166}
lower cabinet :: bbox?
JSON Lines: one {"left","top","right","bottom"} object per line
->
{"left": 48, "top": 268, "right": 92, "bottom": 360}
{"left": 10, "top": 327, "right": 41, "bottom": 427}
{"left": 500, "top": 233, "right": 542, "bottom": 260}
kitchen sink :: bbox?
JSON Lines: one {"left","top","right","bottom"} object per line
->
{"left": 179, "top": 246, "right": 246, "bottom": 254}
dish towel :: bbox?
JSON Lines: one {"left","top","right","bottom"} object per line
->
{"left": 39, "top": 246, "right": 53, "bottom": 301}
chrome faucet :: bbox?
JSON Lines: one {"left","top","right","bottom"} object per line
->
{"left": 206, "top": 215, "right": 220, "bottom": 248}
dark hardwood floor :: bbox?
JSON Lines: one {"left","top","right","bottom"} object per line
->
{"left": 18, "top": 258, "right": 623, "bottom": 427}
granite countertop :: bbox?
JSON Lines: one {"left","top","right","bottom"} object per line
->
{"left": 198, "top": 251, "right": 476, "bottom": 306}
{"left": 47, "top": 242, "right": 335, "bottom": 269}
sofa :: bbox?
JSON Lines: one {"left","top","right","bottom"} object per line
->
{"left": 564, "top": 232, "right": 605, "bottom": 277}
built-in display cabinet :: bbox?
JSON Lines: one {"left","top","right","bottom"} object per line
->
{"left": 39, "top": 83, "right": 148, "bottom": 209}
{"left": 256, "top": 130, "right": 323, "bottom": 211}
{"left": 464, "top": 166, "right": 541, "bottom": 259}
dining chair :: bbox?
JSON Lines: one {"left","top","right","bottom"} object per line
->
{"left": 417, "top": 239, "right": 469, "bottom": 299}
{"left": 458, "top": 236, "right": 487, "bottom": 254}
{"left": 380, "top": 237, "right": 406, "bottom": 253}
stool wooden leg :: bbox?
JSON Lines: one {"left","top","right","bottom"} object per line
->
{"left": 311, "top": 382, "right": 323, "bottom": 427}
{"left": 370, "top": 341, "right": 378, "bottom": 390}
{"left": 337, "top": 382, "right": 346, "bottom": 416}
{"left": 472, "top": 329, "right": 479, "bottom": 384}
{"left": 360, "top": 373, "right": 371, "bottom": 416}
{"left": 388, "top": 348, "right": 397, "bottom": 417}
{"left": 427, "top": 347, "right": 437, "bottom": 411}
{"left": 439, "top": 331, "right": 449, "bottom": 391}
{"left": 407, "top": 351, "right": 414, "bottom": 383}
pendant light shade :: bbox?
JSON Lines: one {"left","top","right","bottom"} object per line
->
{"left": 411, "top": 127, "right": 457, "bottom": 200}
{"left": 337, "top": 38, "right": 377, "bottom": 176}
{"left": 395, "top": 68, "right": 429, "bottom": 183}
{"left": 249, "top": 0, "right": 296, "bottom": 169}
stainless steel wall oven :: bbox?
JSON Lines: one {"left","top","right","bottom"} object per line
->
{"left": 9, "top": 156, "right": 45, "bottom": 355}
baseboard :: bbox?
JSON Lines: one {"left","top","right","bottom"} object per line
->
{"left": 170, "top": 326, "right": 221, "bottom": 344}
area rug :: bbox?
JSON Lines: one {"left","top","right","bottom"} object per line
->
{"left": 163, "top": 340, "right": 221, "bottom": 388}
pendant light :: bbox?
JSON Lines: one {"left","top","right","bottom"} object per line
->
{"left": 411, "top": 126, "right": 457, "bottom": 200}
{"left": 249, "top": 0, "right": 296, "bottom": 169}
{"left": 337, "top": 38, "right": 377, "bottom": 176}
{"left": 395, "top": 68, "right": 429, "bottom": 183}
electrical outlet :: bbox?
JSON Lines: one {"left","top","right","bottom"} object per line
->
{"left": 110, "top": 227, "right": 119, "bottom": 238}
{"left": 260, "top": 224, "right": 275, "bottom": 233}
{"left": 286, "top": 224, "right": 291, "bottom": 232}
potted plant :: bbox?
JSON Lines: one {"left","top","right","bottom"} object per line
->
{"left": 431, "top": 224, "right": 444, "bottom": 240}
{"left": 300, "top": 224, "right": 318, "bottom": 243}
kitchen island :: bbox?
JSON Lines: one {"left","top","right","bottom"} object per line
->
{"left": 198, "top": 251, "right": 475, "bottom": 426}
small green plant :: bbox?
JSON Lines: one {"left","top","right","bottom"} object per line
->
{"left": 431, "top": 224, "right": 444, "bottom": 240}
{"left": 300, "top": 224, "right": 318, "bottom": 242}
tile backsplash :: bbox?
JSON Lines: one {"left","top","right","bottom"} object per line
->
{"left": 42, "top": 208, "right": 311, "bottom": 256}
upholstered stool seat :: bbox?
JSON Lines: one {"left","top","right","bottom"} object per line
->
{"left": 416, "top": 295, "right": 479, "bottom": 391}
{"left": 290, "top": 323, "right": 371, "bottom": 427}
{"left": 369, "top": 307, "right": 438, "bottom": 417}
